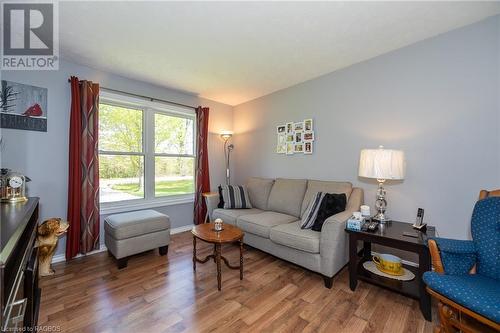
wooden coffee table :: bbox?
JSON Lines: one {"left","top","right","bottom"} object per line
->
{"left": 191, "top": 223, "right": 244, "bottom": 291}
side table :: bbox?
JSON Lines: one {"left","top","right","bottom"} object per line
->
{"left": 345, "top": 221, "right": 435, "bottom": 321}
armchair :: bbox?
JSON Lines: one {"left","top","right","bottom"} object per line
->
{"left": 424, "top": 190, "right": 500, "bottom": 333}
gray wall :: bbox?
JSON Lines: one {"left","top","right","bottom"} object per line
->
{"left": 233, "top": 15, "right": 500, "bottom": 240}
{"left": 0, "top": 60, "right": 233, "bottom": 256}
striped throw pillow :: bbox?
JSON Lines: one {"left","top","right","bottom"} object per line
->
{"left": 220, "top": 185, "right": 253, "bottom": 209}
{"left": 300, "top": 192, "right": 325, "bottom": 229}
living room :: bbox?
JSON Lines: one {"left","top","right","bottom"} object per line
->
{"left": 0, "top": 2, "right": 498, "bottom": 333}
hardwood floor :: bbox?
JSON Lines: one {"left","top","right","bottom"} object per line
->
{"left": 39, "top": 231, "right": 436, "bottom": 333}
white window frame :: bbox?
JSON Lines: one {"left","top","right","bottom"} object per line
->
{"left": 99, "top": 90, "right": 196, "bottom": 215}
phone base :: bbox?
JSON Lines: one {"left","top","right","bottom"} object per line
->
{"left": 412, "top": 223, "right": 427, "bottom": 231}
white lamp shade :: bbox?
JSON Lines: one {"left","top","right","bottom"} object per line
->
{"left": 358, "top": 147, "right": 405, "bottom": 180}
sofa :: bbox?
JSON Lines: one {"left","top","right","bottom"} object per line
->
{"left": 206, "top": 177, "right": 363, "bottom": 288}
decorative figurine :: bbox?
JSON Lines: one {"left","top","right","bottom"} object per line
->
{"left": 37, "top": 218, "right": 69, "bottom": 276}
{"left": 214, "top": 218, "right": 224, "bottom": 231}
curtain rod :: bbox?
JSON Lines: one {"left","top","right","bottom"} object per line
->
{"left": 67, "top": 78, "right": 197, "bottom": 110}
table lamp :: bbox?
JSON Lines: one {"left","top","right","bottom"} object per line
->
{"left": 358, "top": 146, "right": 405, "bottom": 223}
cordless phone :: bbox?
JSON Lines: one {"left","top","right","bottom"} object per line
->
{"left": 412, "top": 208, "right": 426, "bottom": 230}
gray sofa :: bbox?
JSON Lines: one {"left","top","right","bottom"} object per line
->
{"left": 206, "top": 177, "right": 364, "bottom": 288}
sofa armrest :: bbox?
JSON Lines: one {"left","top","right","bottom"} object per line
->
{"left": 429, "top": 237, "right": 476, "bottom": 276}
{"left": 204, "top": 192, "right": 220, "bottom": 221}
{"left": 319, "top": 188, "right": 364, "bottom": 277}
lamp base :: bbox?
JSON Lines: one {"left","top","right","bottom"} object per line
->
{"left": 372, "top": 213, "right": 391, "bottom": 224}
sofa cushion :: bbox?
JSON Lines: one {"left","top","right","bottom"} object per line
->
{"left": 300, "top": 180, "right": 353, "bottom": 217}
{"left": 212, "top": 208, "right": 263, "bottom": 225}
{"left": 237, "top": 212, "right": 298, "bottom": 238}
{"left": 104, "top": 210, "right": 170, "bottom": 240}
{"left": 246, "top": 177, "right": 275, "bottom": 210}
{"left": 267, "top": 178, "right": 307, "bottom": 217}
{"left": 270, "top": 222, "right": 320, "bottom": 254}
{"left": 423, "top": 272, "right": 500, "bottom": 323}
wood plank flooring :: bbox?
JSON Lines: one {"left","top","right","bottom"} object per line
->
{"left": 39, "top": 231, "right": 436, "bottom": 333}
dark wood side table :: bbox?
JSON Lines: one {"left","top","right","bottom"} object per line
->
{"left": 345, "top": 221, "right": 435, "bottom": 321}
{"left": 192, "top": 223, "right": 244, "bottom": 291}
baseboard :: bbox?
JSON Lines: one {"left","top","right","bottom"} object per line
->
{"left": 51, "top": 246, "right": 108, "bottom": 264}
{"left": 51, "top": 224, "right": 194, "bottom": 264}
{"left": 170, "top": 224, "right": 193, "bottom": 234}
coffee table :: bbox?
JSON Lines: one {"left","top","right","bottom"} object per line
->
{"left": 191, "top": 223, "right": 244, "bottom": 291}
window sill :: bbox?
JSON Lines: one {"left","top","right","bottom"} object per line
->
{"left": 100, "top": 195, "right": 194, "bottom": 215}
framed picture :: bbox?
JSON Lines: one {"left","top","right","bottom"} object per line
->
{"left": 286, "top": 122, "right": 293, "bottom": 133}
{"left": 304, "top": 119, "right": 313, "bottom": 131}
{"left": 293, "top": 121, "right": 304, "bottom": 132}
{"left": 286, "top": 142, "right": 294, "bottom": 155}
{"left": 303, "top": 131, "right": 314, "bottom": 141}
{"left": 295, "top": 132, "right": 303, "bottom": 143}
{"left": 277, "top": 124, "right": 286, "bottom": 134}
{"left": 1, "top": 80, "right": 48, "bottom": 132}
{"left": 294, "top": 143, "right": 304, "bottom": 153}
{"left": 286, "top": 134, "right": 294, "bottom": 142}
{"left": 277, "top": 143, "right": 286, "bottom": 154}
{"left": 304, "top": 142, "right": 313, "bottom": 154}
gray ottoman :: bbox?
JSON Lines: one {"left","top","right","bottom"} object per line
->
{"left": 104, "top": 210, "right": 170, "bottom": 269}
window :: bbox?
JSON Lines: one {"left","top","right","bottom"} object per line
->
{"left": 98, "top": 91, "right": 195, "bottom": 211}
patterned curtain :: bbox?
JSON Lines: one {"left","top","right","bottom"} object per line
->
{"left": 66, "top": 76, "right": 100, "bottom": 259}
{"left": 193, "top": 107, "right": 210, "bottom": 225}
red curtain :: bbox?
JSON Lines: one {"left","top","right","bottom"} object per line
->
{"left": 194, "top": 107, "right": 210, "bottom": 225}
{"left": 66, "top": 76, "right": 100, "bottom": 259}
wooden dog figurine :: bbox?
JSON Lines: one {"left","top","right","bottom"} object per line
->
{"left": 37, "top": 218, "right": 69, "bottom": 277}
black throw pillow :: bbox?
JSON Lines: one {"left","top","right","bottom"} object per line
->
{"left": 217, "top": 185, "right": 224, "bottom": 209}
{"left": 312, "top": 193, "right": 347, "bottom": 232}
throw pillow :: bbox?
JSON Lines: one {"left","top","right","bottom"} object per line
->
{"left": 300, "top": 192, "right": 325, "bottom": 229}
{"left": 312, "top": 193, "right": 347, "bottom": 231}
{"left": 220, "top": 185, "right": 253, "bottom": 209}
{"left": 217, "top": 185, "right": 224, "bottom": 208}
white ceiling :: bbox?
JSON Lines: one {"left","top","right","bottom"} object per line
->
{"left": 60, "top": 1, "right": 500, "bottom": 106}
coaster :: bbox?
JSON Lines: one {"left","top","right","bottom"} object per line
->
{"left": 362, "top": 261, "right": 415, "bottom": 281}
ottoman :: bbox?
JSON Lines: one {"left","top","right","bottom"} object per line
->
{"left": 104, "top": 209, "right": 170, "bottom": 269}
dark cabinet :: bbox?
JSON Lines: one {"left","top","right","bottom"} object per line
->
{"left": 1, "top": 198, "right": 41, "bottom": 331}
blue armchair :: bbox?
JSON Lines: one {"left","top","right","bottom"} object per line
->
{"left": 424, "top": 193, "right": 500, "bottom": 332}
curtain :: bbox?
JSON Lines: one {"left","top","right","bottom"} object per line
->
{"left": 193, "top": 106, "right": 210, "bottom": 225}
{"left": 66, "top": 76, "right": 100, "bottom": 259}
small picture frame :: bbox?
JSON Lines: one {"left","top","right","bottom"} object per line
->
{"left": 304, "top": 119, "right": 313, "bottom": 131}
{"left": 277, "top": 125, "right": 286, "bottom": 134}
{"left": 295, "top": 132, "right": 303, "bottom": 143}
{"left": 304, "top": 142, "right": 313, "bottom": 154}
{"left": 286, "top": 143, "right": 294, "bottom": 155}
{"left": 294, "top": 121, "right": 304, "bottom": 132}
{"left": 277, "top": 134, "right": 286, "bottom": 154}
{"left": 286, "top": 134, "right": 294, "bottom": 142}
{"left": 286, "top": 122, "right": 293, "bottom": 134}
{"left": 303, "top": 131, "right": 314, "bottom": 141}
{"left": 294, "top": 143, "right": 304, "bottom": 153}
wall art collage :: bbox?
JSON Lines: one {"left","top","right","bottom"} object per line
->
{"left": 276, "top": 119, "right": 314, "bottom": 155}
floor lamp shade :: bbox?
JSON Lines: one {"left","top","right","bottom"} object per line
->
{"left": 358, "top": 148, "right": 405, "bottom": 181}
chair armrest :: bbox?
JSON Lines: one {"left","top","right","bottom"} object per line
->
{"left": 429, "top": 237, "right": 476, "bottom": 275}
{"left": 204, "top": 192, "right": 220, "bottom": 221}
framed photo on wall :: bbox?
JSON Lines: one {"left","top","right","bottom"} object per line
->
{"left": 303, "top": 131, "right": 314, "bottom": 141}
{"left": 277, "top": 125, "right": 286, "bottom": 134}
{"left": 293, "top": 121, "right": 304, "bottom": 132}
{"left": 304, "top": 119, "right": 313, "bottom": 131}
{"left": 304, "top": 142, "right": 313, "bottom": 154}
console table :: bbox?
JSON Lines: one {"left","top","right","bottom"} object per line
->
{"left": 345, "top": 221, "right": 435, "bottom": 321}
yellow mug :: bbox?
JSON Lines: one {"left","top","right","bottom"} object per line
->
{"left": 372, "top": 254, "right": 403, "bottom": 276}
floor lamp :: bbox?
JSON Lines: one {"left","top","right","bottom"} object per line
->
{"left": 220, "top": 131, "right": 234, "bottom": 185}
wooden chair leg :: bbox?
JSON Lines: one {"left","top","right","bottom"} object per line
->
{"left": 437, "top": 301, "right": 457, "bottom": 333}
